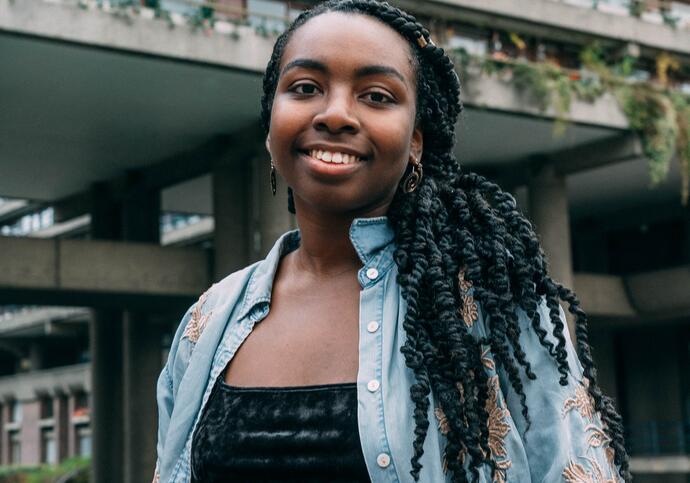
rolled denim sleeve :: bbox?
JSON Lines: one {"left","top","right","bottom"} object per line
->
{"left": 154, "top": 304, "right": 195, "bottom": 482}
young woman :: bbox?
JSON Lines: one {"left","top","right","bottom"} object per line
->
{"left": 154, "top": 1, "right": 630, "bottom": 482}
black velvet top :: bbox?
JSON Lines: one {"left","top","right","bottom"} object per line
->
{"left": 191, "top": 372, "right": 371, "bottom": 482}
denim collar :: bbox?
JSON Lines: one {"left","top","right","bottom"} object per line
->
{"left": 236, "top": 216, "right": 396, "bottom": 321}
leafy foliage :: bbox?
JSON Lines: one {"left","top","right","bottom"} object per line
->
{"left": 0, "top": 457, "right": 90, "bottom": 483}
{"left": 450, "top": 43, "right": 690, "bottom": 204}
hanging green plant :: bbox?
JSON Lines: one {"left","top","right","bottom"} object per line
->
{"left": 628, "top": 0, "right": 645, "bottom": 18}
{"left": 449, "top": 43, "right": 690, "bottom": 204}
{"left": 615, "top": 84, "right": 678, "bottom": 184}
{"left": 670, "top": 91, "right": 690, "bottom": 203}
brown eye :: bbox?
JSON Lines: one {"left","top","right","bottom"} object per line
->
{"left": 290, "top": 83, "right": 320, "bottom": 95}
{"left": 364, "top": 91, "right": 395, "bottom": 104}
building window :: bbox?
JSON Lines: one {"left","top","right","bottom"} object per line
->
{"left": 9, "top": 400, "right": 21, "bottom": 423}
{"left": 72, "top": 391, "right": 89, "bottom": 419}
{"left": 76, "top": 425, "right": 91, "bottom": 457}
{"left": 40, "top": 396, "right": 54, "bottom": 420}
{"left": 41, "top": 428, "right": 56, "bottom": 464}
{"left": 9, "top": 430, "right": 20, "bottom": 464}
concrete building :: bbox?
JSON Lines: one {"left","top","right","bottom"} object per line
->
{"left": 0, "top": 0, "right": 689, "bottom": 482}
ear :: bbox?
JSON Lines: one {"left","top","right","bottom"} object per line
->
{"left": 265, "top": 135, "right": 271, "bottom": 154}
{"left": 409, "top": 126, "right": 423, "bottom": 164}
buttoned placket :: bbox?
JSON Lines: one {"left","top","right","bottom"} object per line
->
{"left": 357, "top": 260, "right": 399, "bottom": 482}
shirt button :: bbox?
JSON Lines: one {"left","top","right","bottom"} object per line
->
{"left": 366, "top": 267, "right": 379, "bottom": 280}
{"left": 367, "top": 321, "right": 379, "bottom": 333}
{"left": 367, "top": 379, "right": 380, "bottom": 392}
{"left": 376, "top": 452, "right": 391, "bottom": 468}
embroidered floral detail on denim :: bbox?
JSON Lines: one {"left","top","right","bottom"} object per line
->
{"left": 481, "top": 345, "right": 496, "bottom": 371}
{"left": 562, "top": 380, "right": 620, "bottom": 482}
{"left": 458, "top": 268, "right": 473, "bottom": 293}
{"left": 458, "top": 268, "right": 479, "bottom": 328}
{"left": 563, "top": 457, "right": 615, "bottom": 483}
{"left": 563, "top": 380, "right": 596, "bottom": 420}
{"left": 435, "top": 406, "right": 450, "bottom": 435}
{"left": 485, "top": 375, "right": 511, "bottom": 483}
{"left": 182, "top": 288, "right": 213, "bottom": 343}
{"left": 461, "top": 294, "right": 479, "bottom": 328}
{"left": 606, "top": 447, "right": 616, "bottom": 468}
{"left": 586, "top": 424, "right": 611, "bottom": 448}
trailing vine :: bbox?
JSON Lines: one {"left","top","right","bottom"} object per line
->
{"left": 451, "top": 44, "right": 690, "bottom": 204}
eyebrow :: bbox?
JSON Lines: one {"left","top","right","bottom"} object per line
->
{"left": 281, "top": 58, "right": 406, "bottom": 83}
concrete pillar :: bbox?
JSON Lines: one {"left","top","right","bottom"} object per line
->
{"left": 213, "top": 162, "right": 251, "bottom": 280}
{"left": 90, "top": 310, "right": 124, "bottom": 483}
{"left": 19, "top": 400, "right": 39, "bottom": 465}
{"left": 213, "top": 146, "right": 295, "bottom": 279}
{"left": 28, "top": 343, "right": 43, "bottom": 371}
{"left": 89, "top": 172, "right": 161, "bottom": 483}
{"left": 53, "top": 393, "right": 69, "bottom": 462}
{"left": 121, "top": 171, "right": 161, "bottom": 244}
{"left": 0, "top": 402, "right": 5, "bottom": 465}
{"left": 251, "top": 153, "right": 295, "bottom": 260}
{"left": 123, "top": 312, "right": 162, "bottom": 483}
{"left": 66, "top": 393, "right": 77, "bottom": 458}
{"left": 90, "top": 182, "right": 123, "bottom": 241}
{"left": 90, "top": 183, "right": 125, "bottom": 483}
{"left": 528, "top": 163, "right": 574, "bottom": 290}
{"left": 683, "top": 208, "right": 690, "bottom": 264}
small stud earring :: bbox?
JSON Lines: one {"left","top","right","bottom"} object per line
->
{"left": 270, "top": 161, "right": 277, "bottom": 196}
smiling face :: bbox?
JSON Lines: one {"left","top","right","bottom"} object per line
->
{"left": 267, "top": 11, "right": 423, "bottom": 218}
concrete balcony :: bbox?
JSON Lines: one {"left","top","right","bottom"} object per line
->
{"left": 0, "top": 363, "right": 89, "bottom": 400}
{"left": 397, "top": 0, "right": 690, "bottom": 60}
{"left": 0, "top": 0, "right": 636, "bottom": 202}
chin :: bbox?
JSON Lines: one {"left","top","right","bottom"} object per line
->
{"left": 293, "top": 188, "right": 394, "bottom": 218}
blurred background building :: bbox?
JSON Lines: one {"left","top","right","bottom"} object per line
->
{"left": 1, "top": 0, "right": 690, "bottom": 481}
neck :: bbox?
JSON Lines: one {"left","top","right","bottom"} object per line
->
{"left": 292, "top": 210, "right": 362, "bottom": 277}
{"left": 290, "top": 197, "right": 390, "bottom": 277}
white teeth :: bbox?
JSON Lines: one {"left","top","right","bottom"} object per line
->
{"left": 308, "top": 149, "right": 361, "bottom": 164}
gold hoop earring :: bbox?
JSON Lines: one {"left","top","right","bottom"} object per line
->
{"left": 403, "top": 159, "right": 423, "bottom": 193}
{"left": 270, "top": 161, "right": 277, "bottom": 196}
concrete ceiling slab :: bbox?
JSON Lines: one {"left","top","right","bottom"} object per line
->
{"left": 0, "top": 32, "right": 262, "bottom": 201}
{"left": 0, "top": 30, "right": 683, "bottom": 218}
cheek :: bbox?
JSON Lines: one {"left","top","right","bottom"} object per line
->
{"left": 269, "top": 98, "right": 307, "bottom": 146}
{"left": 369, "top": 114, "right": 415, "bottom": 160}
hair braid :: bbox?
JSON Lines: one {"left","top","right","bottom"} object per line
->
{"left": 260, "top": 1, "right": 630, "bottom": 481}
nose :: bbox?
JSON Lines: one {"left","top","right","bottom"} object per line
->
{"left": 312, "top": 87, "right": 360, "bottom": 134}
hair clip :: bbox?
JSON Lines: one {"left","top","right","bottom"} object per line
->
{"left": 416, "top": 35, "right": 435, "bottom": 48}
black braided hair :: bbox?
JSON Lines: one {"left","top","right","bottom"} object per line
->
{"left": 259, "top": 1, "right": 631, "bottom": 481}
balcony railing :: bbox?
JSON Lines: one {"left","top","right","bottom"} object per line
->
{"left": 550, "top": 0, "right": 690, "bottom": 29}
{"left": 626, "top": 421, "right": 690, "bottom": 455}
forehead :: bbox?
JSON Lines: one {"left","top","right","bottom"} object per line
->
{"left": 280, "top": 11, "right": 416, "bottom": 81}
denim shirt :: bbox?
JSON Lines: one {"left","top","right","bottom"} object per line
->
{"left": 154, "top": 216, "right": 620, "bottom": 483}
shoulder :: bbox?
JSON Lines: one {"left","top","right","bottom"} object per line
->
{"left": 167, "top": 260, "right": 261, "bottom": 371}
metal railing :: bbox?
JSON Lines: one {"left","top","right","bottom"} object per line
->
{"left": 550, "top": 0, "right": 690, "bottom": 29}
